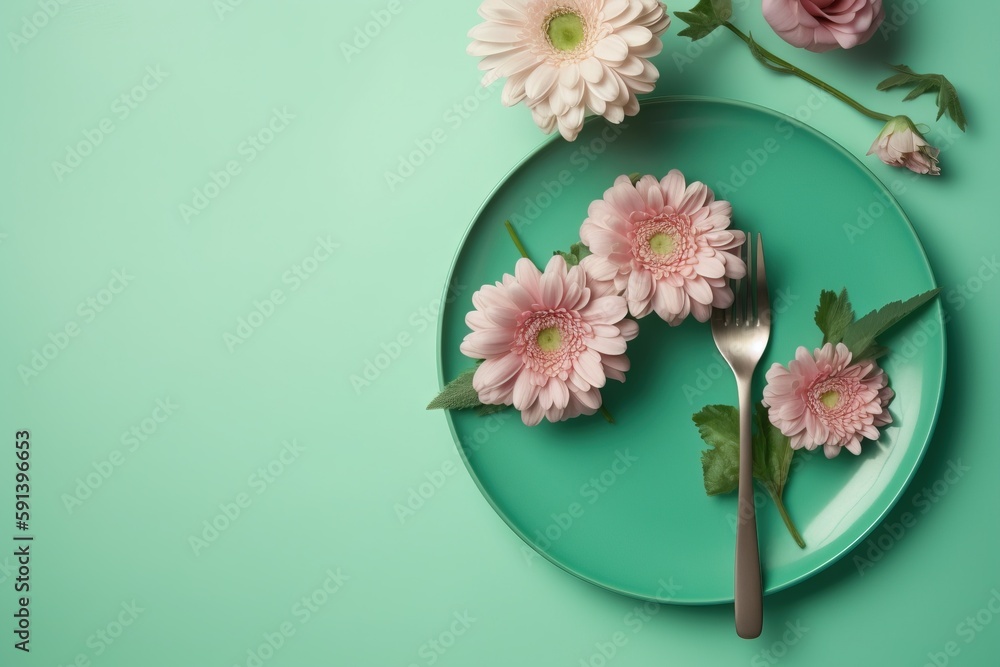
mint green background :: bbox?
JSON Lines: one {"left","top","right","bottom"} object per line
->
{"left": 0, "top": 1, "right": 997, "bottom": 666}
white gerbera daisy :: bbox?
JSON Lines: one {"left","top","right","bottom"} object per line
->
{"left": 467, "top": 0, "right": 670, "bottom": 140}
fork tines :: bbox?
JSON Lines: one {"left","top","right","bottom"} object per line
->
{"left": 717, "top": 232, "right": 769, "bottom": 326}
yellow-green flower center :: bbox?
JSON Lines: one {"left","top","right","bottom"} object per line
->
{"left": 536, "top": 326, "right": 562, "bottom": 351}
{"left": 649, "top": 232, "right": 676, "bottom": 256}
{"left": 546, "top": 12, "right": 585, "bottom": 51}
{"left": 820, "top": 390, "right": 840, "bottom": 409}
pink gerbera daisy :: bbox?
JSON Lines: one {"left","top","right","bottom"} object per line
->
{"left": 762, "top": 342, "right": 894, "bottom": 458}
{"left": 579, "top": 172, "right": 746, "bottom": 325}
{"left": 460, "top": 255, "right": 638, "bottom": 426}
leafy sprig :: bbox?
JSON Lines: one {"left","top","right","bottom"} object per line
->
{"left": 554, "top": 241, "right": 592, "bottom": 267}
{"left": 694, "top": 404, "right": 741, "bottom": 495}
{"left": 814, "top": 288, "right": 854, "bottom": 345}
{"left": 426, "top": 366, "right": 481, "bottom": 411}
{"left": 877, "top": 65, "right": 967, "bottom": 132}
{"left": 694, "top": 404, "right": 804, "bottom": 547}
{"left": 814, "top": 287, "right": 941, "bottom": 359}
{"left": 675, "top": 0, "right": 732, "bottom": 41}
{"left": 426, "top": 362, "right": 513, "bottom": 416}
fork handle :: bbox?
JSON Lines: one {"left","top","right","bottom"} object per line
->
{"left": 735, "top": 377, "right": 763, "bottom": 639}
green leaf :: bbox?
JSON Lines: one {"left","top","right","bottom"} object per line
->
{"left": 754, "top": 405, "right": 805, "bottom": 547}
{"left": 902, "top": 79, "right": 936, "bottom": 101}
{"left": 841, "top": 288, "right": 942, "bottom": 359}
{"left": 710, "top": 0, "right": 733, "bottom": 21}
{"left": 694, "top": 402, "right": 805, "bottom": 547}
{"left": 427, "top": 367, "right": 484, "bottom": 411}
{"left": 876, "top": 65, "right": 967, "bottom": 132}
{"left": 814, "top": 288, "right": 855, "bottom": 345}
{"left": 554, "top": 241, "right": 592, "bottom": 267}
{"left": 876, "top": 64, "right": 919, "bottom": 90}
{"left": 753, "top": 403, "right": 794, "bottom": 499}
{"left": 675, "top": 0, "right": 732, "bottom": 41}
{"left": 570, "top": 241, "right": 591, "bottom": 262}
{"left": 693, "top": 405, "right": 740, "bottom": 495}
{"left": 554, "top": 251, "right": 577, "bottom": 266}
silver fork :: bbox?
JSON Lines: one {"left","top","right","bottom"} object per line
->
{"left": 711, "top": 232, "right": 771, "bottom": 639}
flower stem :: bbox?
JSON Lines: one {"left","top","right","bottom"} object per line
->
{"left": 768, "top": 486, "right": 806, "bottom": 549}
{"left": 504, "top": 220, "right": 530, "bottom": 259}
{"left": 600, "top": 406, "right": 615, "bottom": 424}
{"left": 722, "top": 22, "right": 893, "bottom": 124}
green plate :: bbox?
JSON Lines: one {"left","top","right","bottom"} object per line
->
{"left": 437, "top": 97, "right": 945, "bottom": 604}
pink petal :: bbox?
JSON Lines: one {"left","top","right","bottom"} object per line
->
{"left": 476, "top": 353, "right": 523, "bottom": 388}
{"left": 695, "top": 254, "right": 726, "bottom": 279}
{"left": 574, "top": 350, "right": 607, "bottom": 389}
{"left": 659, "top": 170, "right": 686, "bottom": 207}
{"left": 627, "top": 268, "right": 654, "bottom": 302}
{"left": 579, "top": 254, "right": 620, "bottom": 281}
{"left": 585, "top": 333, "right": 627, "bottom": 355}
{"left": 574, "top": 386, "right": 603, "bottom": 410}
{"left": 512, "top": 371, "right": 540, "bottom": 410}
{"left": 461, "top": 327, "right": 515, "bottom": 357}
{"left": 617, "top": 318, "right": 639, "bottom": 341}
{"left": 540, "top": 259, "right": 566, "bottom": 305}
{"left": 521, "top": 401, "right": 545, "bottom": 426}
{"left": 686, "top": 276, "right": 714, "bottom": 305}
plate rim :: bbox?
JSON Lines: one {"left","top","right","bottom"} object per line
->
{"left": 434, "top": 94, "right": 947, "bottom": 605}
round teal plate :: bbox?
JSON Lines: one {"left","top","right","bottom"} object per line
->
{"left": 437, "top": 97, "right": 945, "bottom": 604}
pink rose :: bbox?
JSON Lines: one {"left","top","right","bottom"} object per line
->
{"left": 762, "top": 0, "right": 885, "bottom": 53}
